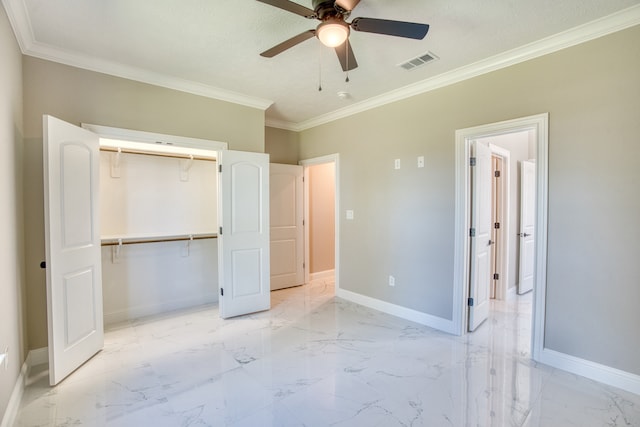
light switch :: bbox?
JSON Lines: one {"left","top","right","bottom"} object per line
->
{"left": 346, "top": 210, "right": 354, "bottom": 220}
{"left": 394, "top": 159, "right": 401, "bottom": 169}
{"left": 418, "top": 156, "right": 425, "bottom": 168}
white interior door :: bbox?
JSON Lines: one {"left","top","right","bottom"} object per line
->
{"left": 518, "top": 160, "right": 536, "bottom": 294}
{"left": 43, "top": 115, "right": 103, "bottom": 385}
{"left": 218, "top": 150, "right": 270, "bottom": 318}
{"left": 269, "top": 163, "right": 304, "bottom": 291}
{"left": 469, "top": 140, "right": 492, "bottom": 331}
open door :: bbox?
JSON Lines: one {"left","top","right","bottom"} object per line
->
{"left": 468, "top": 140, "right": 492, "bottom": 331}
{"left": 269, "top": 163, "right": 304, "bottom": 290}
{"left": 218, "top": 150, "right": 270, "bottom": 318}
{"left": 518, "top": 160, "right": 536, "bottom": 294}
{"left": 43, "top": 115, "right": 103, "bottom": 385}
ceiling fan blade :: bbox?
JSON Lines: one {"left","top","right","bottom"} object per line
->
{"left": 334, "top": 40, "right": 358, "bottom": 71}
{"left": 335, "top": 0, "right": 361, "bottom": 12}
{"left": 260, "top": 30, "right": 316, "bottom": 57}
{"left": 256, "top": 0, "right": 316, "bottom": 18}
{"left": 351, "top": 17, "right": 429, "bottom": 39}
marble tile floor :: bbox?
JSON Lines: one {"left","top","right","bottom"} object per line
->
{"left": 14, "top": 280, "right": 640, "bottom": 426}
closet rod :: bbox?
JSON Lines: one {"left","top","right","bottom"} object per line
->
{"left": 101, "top": 233, "right": 218, "bottom": 247}
{"left": 100, "top": 146, "right": 216, "bottom": 162}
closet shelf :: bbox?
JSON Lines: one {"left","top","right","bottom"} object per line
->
{"left": 100, "top": 145, "right": 216, "bottom": 161}
{"left": 101, "top": 233, "right": 218, "bottom": 246}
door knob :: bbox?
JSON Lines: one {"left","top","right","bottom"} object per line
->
{"left": 518, "top": 232, "right": 531, "bottom": 237}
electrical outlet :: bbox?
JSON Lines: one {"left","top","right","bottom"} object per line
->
{"left": 417, "top": 156, "right": 425, "bottom": 168}
{"left": 394, "top": 159, "right": 401, "bottom": 170}
{"left": 389, "top": 275, "right": 395, "bottom": 287}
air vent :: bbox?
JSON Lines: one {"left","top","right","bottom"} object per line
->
{"left": 399, "top": 51, "right": 439, "bottom": 71}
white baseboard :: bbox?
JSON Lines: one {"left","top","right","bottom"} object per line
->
{"left": 27, "top": 347, "right": 48, "bottom": 367}
{"left": 336, "top": 288, "right": 457, "bottom": 335}
{"left": 309, "top": 269, "right": 335, "bottom": 282}
{"left": 539, "top": 348, "right": 640, "bottom": 395}
{"left": 104, "top": 293, "right": 217, "bottom": 325}
{"left": 0, "top": 358, "right": 27, "bottom": 427}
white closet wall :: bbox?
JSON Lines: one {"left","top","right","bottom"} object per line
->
{"left": 99, "top": 151, "right": 218, "bottom": 324}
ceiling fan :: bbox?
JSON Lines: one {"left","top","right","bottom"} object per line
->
{"left": 257, "top": 0, "right": 430, "bottom": 71}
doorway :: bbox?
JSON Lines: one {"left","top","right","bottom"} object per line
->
{"left": 476, "top": 130, "right": 535, "bottom": 303}
{"left": 299, "top": 154, "right": 340, "bottom": 292}
{"left": 453, "top": 114, "right": 549, "bottom": 362}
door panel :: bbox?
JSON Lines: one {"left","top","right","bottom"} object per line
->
{"left": 469, "top": 141, "right": 492, "bottom": 331}
{"left": 270, "top": 164, "right": 304, "bottom": 290}
{"left": 218, "top": 150, "right": 270, "bottom": 318}
{"left": 43, "top": 115, "right": 103, "bottom": 385}
{"left": 518, "top": 160, "right": 536, "bottom": 294}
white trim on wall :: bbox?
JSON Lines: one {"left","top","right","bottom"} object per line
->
{"left": 287, "top": 6, "right": 640, "bottom": 131}
{"left": 4, "top": 0, "right": 638, "bottom": 131}
{"left": 0, "top": 362, "right": 26, "bottom": 427}
{"left": 2, "top": 0, "right": 273, "bottom": 112}
{"left": 81, "top": 123, "right": 228, "bottom": 151}
{"left": 337, "top": 289, "right": 457, "bottom": 335}
{"left": 539, "top": 348, "right": 640, "bottom": 396}
{"left": 299, "top": 154, "right": 340, "bottom": 292}
{"left": 0, "top": 348, "right": 48, "bottom": 427}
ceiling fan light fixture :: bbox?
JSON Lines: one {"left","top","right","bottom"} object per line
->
{"left": 317, "top": 19, "right": 350, "bottom": 47}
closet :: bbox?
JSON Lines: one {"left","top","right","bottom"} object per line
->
{"left": 42, "top": 115, "right": 270, "bottom": 385}
{"left": 99, "top": 138, "right": 219, "bottom": 325}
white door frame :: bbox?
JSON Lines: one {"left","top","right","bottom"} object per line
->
{"left": 299, "top": 154, "right": 340, "bottom": 291}
{"left": 453, "top": 113, "right": 548, "bottom": 362}
{"left": 488, "top": 144, "right": 511, "bottom": 301}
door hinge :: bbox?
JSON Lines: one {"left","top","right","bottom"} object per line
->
{"left": 469, "top": 228, "right": 476, "bottom": 237}
{"left": 303, "top": 262, "right": 305, "bottom": 269}
{"left": 218, "top": 164, "right": 222, "bottom": 173}
{"left": 302, "top": 220, "right": 305, "bottom": 226}
{"left": 494, "top": 222, "right": 500, "bottom": 229}
{"left": 219, "top": 226, "right": 222, "bottom": 235}
{"left": 468, "top": 297, "right": 474, "bottom": 307}
{"left": 470, "top": 157, "right": 476, "bottom": 167}
{"left": 493, "top": 273, "right": 499, "bottom": 280}
{"left": 220, "top": 288, "right": 224, "bottom": 296}
{"left": 494, "top": 170, "right": 501, "bottom": 178}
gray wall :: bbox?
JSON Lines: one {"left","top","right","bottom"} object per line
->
{"left": 265, "top": 126, "right": 299, "bottom": 165}
{"left": 299, "top": 25, "right": 640, "bottom": 375}
{"left": 0, "top": 5, "right": 26, "bottom": 418}
{"left": 22, "top": 57, "right": 266, "bottom": 350}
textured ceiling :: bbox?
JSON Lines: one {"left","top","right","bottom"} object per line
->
{"left": 4, "top": 0, "right": 640, "bottom": 128}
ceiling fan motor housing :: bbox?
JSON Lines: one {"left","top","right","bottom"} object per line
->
{"left": 312, "top": 0, "right": 349, "bottom": 20}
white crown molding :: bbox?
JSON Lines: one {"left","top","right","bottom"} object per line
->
{"left": 2, "top": 0, "right": 273, "bottom": 111}
{"left": 3, "top": 0, "right": 639, "bottom": 129}
{"left": 294, "top": 4, "right": 640, "bottom": 131}
{"left": 265, "top": 118, "right": 300, "bottom": 131}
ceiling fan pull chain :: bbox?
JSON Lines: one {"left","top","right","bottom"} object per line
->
{"left": 345, "top": 38, "right": 350, "bottom": 83}
{"left": 318, "top": 41, "right": 323, "bottom": 91}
